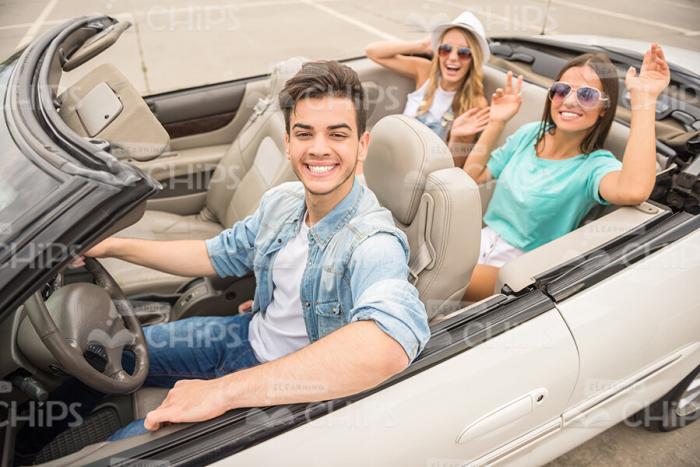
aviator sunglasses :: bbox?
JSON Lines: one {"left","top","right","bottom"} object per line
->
{"left": 437, "top": 44, "right": 472, "bottom": 60}
{"left": 548, "top": 81, "right": 609, "bottom": 109}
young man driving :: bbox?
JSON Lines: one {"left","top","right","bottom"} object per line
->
{"left": 82, "top": 60, "right": 429, "bottom": 439}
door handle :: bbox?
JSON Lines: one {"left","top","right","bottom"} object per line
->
{"left": 457, "top": 388, "right": 549, "bottom": 444}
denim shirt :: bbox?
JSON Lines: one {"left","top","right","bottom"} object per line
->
{"left": 205, "top": 180, "right": 430, "bottom": 363}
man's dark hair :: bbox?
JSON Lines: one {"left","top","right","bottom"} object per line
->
{"left": 278, "top": 60, "right": 367, "bottom": 136}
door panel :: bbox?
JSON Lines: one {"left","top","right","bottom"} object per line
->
{"left": 556, "top": 229, "right": 700, "bottom": 412}
{"left": 130, "top": 144, "right": 229, "bottom": 215}
{"left": 498, "top": 343, "right": 700, "bottom": 467}
{"left": 148, "top": 78, "right": 269, "bottom": 150}
{"left": 145, "top": 78, "right": 247, "bottom": 138}
{"left": 132, "top": 78, "right": 271, "bottom": 215}
{"left": 219, "top": 309, "right": 579, "bottom": 466}
{"left": 163, "top": 111, "right": 237, "bottom": 139}
{"left": 146, "top": 192, "right": 208, "bottom": 216}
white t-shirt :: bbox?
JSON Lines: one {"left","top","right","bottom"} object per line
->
{"left": 402, "top": 79, "right": 456, "bottom": 121}
{"left": 248, "top": 218, "right": 311, "bottom": 362}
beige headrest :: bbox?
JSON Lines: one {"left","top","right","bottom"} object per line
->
{"left": 269, "top": 57, "right": 308, "bottom": 100}
{"left": 365, "top": 115, "right": 454, "bottom": 225}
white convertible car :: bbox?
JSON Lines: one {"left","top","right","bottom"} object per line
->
{"left": 0, "top": 15, "right": 698, "bottom": 466}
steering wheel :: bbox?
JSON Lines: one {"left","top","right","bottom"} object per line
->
{"left": 23, "top": 258, "right": 149, "bottom": 394}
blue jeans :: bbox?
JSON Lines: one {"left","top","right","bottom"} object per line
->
{"left": 108, "top": 312, "right": 260, "bottom": 441}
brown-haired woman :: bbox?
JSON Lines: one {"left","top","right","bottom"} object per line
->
{"left": 366, "top": 12, "right": 489, "bottom": 161}
{"left": 461, "top": 44, "right": 670, "bottom": 301}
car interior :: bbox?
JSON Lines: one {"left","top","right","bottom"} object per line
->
{"left": 3, "top": 21, "right": 697, "bottom": 465}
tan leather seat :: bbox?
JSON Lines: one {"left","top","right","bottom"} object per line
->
{"left": 102, "top": 59, "right": 304, "bottom": 295}
{"left": 365, "top": 115, "right": 482, "bottom": 319}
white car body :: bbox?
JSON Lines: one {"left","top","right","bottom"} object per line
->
{"left": 221, "top": 231, "right": 700, "bottom": 466}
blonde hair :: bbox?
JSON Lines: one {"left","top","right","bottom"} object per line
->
{"left": 417, "top": 27, "right": 486, "bottom": 117}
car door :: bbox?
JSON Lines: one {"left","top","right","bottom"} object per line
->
{"left": 498, "top": 215, "right": 700, "bottom": 466}
{"left": 557, "top": 227, "right": 699, "bottom": 440}
{"left": 211, "top": 293, "right": 579, "bottom": 466}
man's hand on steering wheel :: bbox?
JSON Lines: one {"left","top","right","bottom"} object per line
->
{"left": 24, "top": 258, "right": 149, "bottom": 394}
{"left": 70, "top": 238, "right": 116, "bottom": 268}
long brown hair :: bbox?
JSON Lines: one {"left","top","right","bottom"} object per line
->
{"left": 417, "top": 27, "right": 486, "bottom": 117}
{"left": 536, "top": 53, "right": 619, "bottom": 154}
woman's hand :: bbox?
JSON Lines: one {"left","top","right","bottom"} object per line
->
{"left": 625, "top": 43, "right": 670, "bottom": 105}
{"left": 489, "top": 71, "right": 523, "bottom": 123}
{"left": 417, "top": 35, "right": 433, "bottom": 55}
{"left": 450, "top": 107, "right": 490, "bottom": 140}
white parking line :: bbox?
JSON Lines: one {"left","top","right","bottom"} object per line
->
{"left": 2, "top": 0, "right": 697, "bottom": 42}
{"left": 134, "top": 0, "right": 307, "bottom": 17}
{"left": 0, "top": 22, "right": 33, "bottom": 32}
{"left": 16, "top": 0, "right": 60, "bottom": 49}
{"left": 663, "top": 0, "right": 700, "bottom": 10}
{"left": 302, "top": 0, "right": 401, "bottom": 41}
{"left": 546, "top": 0, "right": 700, "bottom": 36}
{"left": 0, "top": 0, "right": 330, "bottom": 33}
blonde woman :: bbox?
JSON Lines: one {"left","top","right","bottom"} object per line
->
{"left": 366, "top": 12, "right": 490, "bottom": 164}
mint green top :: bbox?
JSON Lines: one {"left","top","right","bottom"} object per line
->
{"left": 484, "top": 122, "right": 622, "bottom": 252}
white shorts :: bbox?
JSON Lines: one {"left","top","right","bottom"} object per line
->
{"left": 478, "top": 226, "right": 524, "bottom": 268}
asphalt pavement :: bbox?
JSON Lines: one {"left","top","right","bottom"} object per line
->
{"left": 0, "top": 0, "right": 699, "bottom": 465}
{"left": 1, "top": 0, "right": 698, "bottom": 95}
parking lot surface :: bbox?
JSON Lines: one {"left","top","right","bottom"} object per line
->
{"left": 1, "top": 1, "right": 699, "bottom": 465}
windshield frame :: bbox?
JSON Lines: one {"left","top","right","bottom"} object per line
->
{"left": 0, "top": 17, "right": 160, "bottom": 315}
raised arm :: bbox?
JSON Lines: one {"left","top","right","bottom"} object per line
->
{"left": 599, "top": 43, "right": 670, "bottom": 205}
{"left": 462, "top": 71, "right": 523, "bottom": 183}
{"left": 365, "top": 36, "right": 433, "bottom": 82}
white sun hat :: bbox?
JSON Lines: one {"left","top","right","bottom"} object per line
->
{"left": 431, "top": 11, "right": 490, "bottom": 63}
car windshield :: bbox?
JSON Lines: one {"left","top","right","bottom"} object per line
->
{"left": 0, "top": 62, "right": 60, "bottom": 231}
